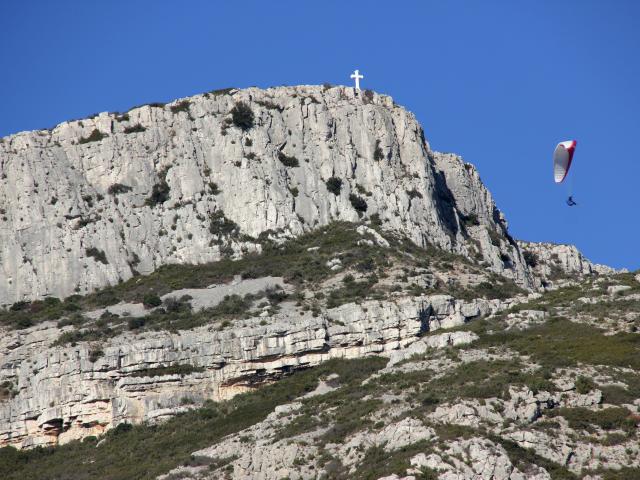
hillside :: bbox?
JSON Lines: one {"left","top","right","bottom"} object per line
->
{"left": 0, "top": 86, "right": 636, "bottom": 480}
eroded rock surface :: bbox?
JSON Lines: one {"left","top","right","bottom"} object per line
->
{"left": 0, "top": 85, "right": 541, "bottom": 305}
{"left": 0, "top": 294, "right": 504, "bottom": 449}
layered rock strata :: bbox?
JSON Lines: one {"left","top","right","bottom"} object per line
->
{"left": 0, "top": 294, "right": 514, "bottom": 449}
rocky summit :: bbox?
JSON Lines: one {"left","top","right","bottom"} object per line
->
{"left": 0, "top": 86, "right": 637, "bottom": 480}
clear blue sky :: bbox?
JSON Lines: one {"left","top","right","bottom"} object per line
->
{"left": 1, "top": 1, "right": 638, "bottom": 270}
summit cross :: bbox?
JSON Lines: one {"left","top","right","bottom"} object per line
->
{"left": 350, "top": 69, "right": 363, "bottom": 91}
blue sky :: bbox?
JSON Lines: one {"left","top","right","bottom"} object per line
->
{"left": 1, "top": 1, "right": 638, "bottom": 269}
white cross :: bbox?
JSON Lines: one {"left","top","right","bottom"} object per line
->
{"left": 350, "top": 69, "right": 364, "bottom": 91}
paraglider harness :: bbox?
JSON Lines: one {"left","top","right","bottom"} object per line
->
{"left": 566, "top": 196, "right": 577, "bottom": 207}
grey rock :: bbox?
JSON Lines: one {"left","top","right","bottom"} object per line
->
{"left": 518, "top": 241, "right": 617, "bottom": 287}
{"left": 1, "top": 85, "right": 545, "bottom": 306}
{"left": 0, "top": 293, "right": 504, "bottom": 448}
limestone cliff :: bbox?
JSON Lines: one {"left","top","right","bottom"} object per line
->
{"left": 0, "top": 293, "right": 514, "bottom": 449}
{"left": 0, "top": 85, "right": 533, "bottom": 305}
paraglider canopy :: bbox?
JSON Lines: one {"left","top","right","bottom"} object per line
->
{"left": 553, "top": 140, "right": 577, "bottom": 183}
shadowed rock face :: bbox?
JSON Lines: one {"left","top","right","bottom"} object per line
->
{"left": 0, "top": 85, "right": 534, "bottom": 305}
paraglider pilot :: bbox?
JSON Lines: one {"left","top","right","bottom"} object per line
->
{"left": 566, "top": 196, "right": 577, "bottom": 207}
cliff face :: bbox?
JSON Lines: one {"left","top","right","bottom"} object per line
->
{"left": 0, "top": 85, "right": 533, "bottom": 305}
{"left": 0, "top": 293, "right": 514, "bottom": 449}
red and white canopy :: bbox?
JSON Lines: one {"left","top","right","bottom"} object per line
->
{"left": 553, "top": 140, "right": 577, "bottom": 183}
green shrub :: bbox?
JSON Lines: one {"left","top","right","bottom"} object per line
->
{"left": 349, "top": 194, "right": 367, "bottom": 215}
{"left": 523, "top": 250, "right": 539, "bottom": 268}
{"left": 9, "top": 301, "right": 28, "bottom": 312}
{"left": 326, "top": 177, "right": 342, "bottom": 195}
{"left": 575, "top": 375, "right": 596, "bottom": 394}
{"left": 88, "top": 348, "right": 104, "bottom": 363}
{"left": 163, "top": 296, "right": 192, "bottom": 313}
{"left": 127, "top": 318, "right": 145, "bottom": 330}
{"left": 209, "top": 211, "right": 239, "bottom": 238}
{"left": 461, "top": 213, "right": 480, "bottom": 227}
{"left": 211, "top": 295, "right": 249, "bottom": 316}
{"left": 85, "top": 248, "right": 108, "bottom": 265}
{"left": 0, "top": 381, "right": 17, "bottom": 400}
{"left": 326, "top": 275, "right": 378, "bottom": 308}
{"left": 78, "top": 129, "right": 107, "bottom": 144}
{"left": 477, "top": 316, "right": 640, "bottom": 371}
{"left": 170, "top": 100, "right": 191, "bottom": 114}
{"left": 142, "top": 293, "right": 162, "bottom": 309}
{"left": 207, "top": 87, "right": 236, "bottom": 97}
{"left": 147, "top": 182, "right": 170, "bottom": 206}
{"left": 373, "top": 140, "right": 384, "bottom": 161}
{"left": 208, "top": 182, "right": 221, "bottom": 195}
{"left": 277, "top": 152, "right": 299, "bottom": 167}
{"left": 407, "top": 188, "right": 423, "bottom": 199}
{"left": 495, "top": 437, "right": 577, "bottom": 480}
{"left": 107, "top": 183, "right": 132, "bottom": 195}
{"left": 230, "top": 102, "right": 254, "bottom": 130}
{"left": 123, "top": 124, "right": 146, "bottom": 134}
{"left": 53, "top": 326, "right": 113, "bottom": 346}
{"left": 547, "top": 407, "right": 636, "bottom": 433}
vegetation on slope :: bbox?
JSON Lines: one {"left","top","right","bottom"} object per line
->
{"left": 0, "top": 357, "right": 386, "bottom": 480}
{"left": 0, "top": 222, "right": 523, "bottom": 335}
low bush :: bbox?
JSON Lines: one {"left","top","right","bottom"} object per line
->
{"left": 169, "top": 100, "right": 191, "bottom": 114}
{"left": 0, "top": 381, "right": 17, "bottom": 400}
{"left": 127, "top": 318, "right": 145, "bottom": 330}
{"left": 373, "top": 140, "right": 384, "bottom": 161}
{"left": 123, "top": 124, "right": 146, "bottom": 134}
{"left": 547, "top": 407, "right": 636, "bottom": 434}
{"left": 407, "top": 188, "right": 423, "bottom": 199}
{"left": 477, "top": 316, "right": 640, "bottom": 371}
{"left": 230, "top": 102, "right": 254, "bottom": 130}
{"left": 326, "top": 177, "right": 342, "bottom": 195}
{"left": 78, "top": 129, "right": 107, "bottom": 144}
{"left": 523, "top": 250, "right": 539, "bottom": 268}
{"left": 209, "top": 211, "right": 240, "bottom": 238}
{"left": 86, "top": 248, "right": 108, "bottom": 265}
{"left": 88, "top": 348, "right": 104, "bottom": 363}
{"left": 277, "top": 152, "right": 299, "bottom": 167}
{"left": 142, "top": 293, "right": 162, "bottom": 309}
{"left": 575, "top": 375, "right": 596, "bottom": 394}
{"left": 107, "top": 183, "right": 132, "bottom": 195}
{"left": 349, "top": 194, "right": 368, "bottom": 215}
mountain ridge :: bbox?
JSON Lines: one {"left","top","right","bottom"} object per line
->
{"left": 0, "top": 85, "right": 609, "bottom": 306}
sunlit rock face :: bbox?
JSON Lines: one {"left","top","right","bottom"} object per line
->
{"left": 0, "top": 294, "right": 513, "bottom": 449}
{"left": 0, "top": 85, "right": 534, "bottom": 305}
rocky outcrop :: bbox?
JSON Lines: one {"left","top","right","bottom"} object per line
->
{"left": 518, "top": 240, "right": 617, "bottom": 286}
{"left": 0, "top": 294, "right": 511, "bottom": 449}
{"left": 410, "top": 437, "right": 548, "bottom": 480}
{"left": 0, "top": 85, "right": 537, "bottom": 305}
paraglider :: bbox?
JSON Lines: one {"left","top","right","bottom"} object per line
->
{"left": 553, "top": 140, "right": 577, "bottom": 206}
